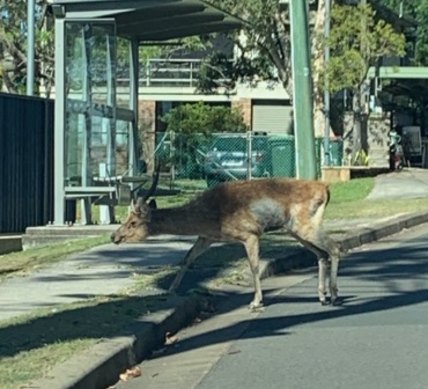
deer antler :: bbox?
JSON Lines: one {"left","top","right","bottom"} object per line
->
{"left": 142, "top": 163, "right": 161, "bottom": 202}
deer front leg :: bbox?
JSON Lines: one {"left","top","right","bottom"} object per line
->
{"left": 243, "top": 235, "right": 263, "bottom": 310}
{"left": 169, "top": 237, "right": 213, "bottom": 293}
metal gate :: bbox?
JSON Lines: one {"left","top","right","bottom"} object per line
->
{"left": 0, "top": 93, "right": 55, "bottom": 233}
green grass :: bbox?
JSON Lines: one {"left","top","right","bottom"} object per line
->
{"left": 326, "top": 197, "right": 428, "bottom": 220}
{"left": 329, "top": 177, "right": 375, "bottom": 203}
{"left": 0, "top": 339, "right": 95, "bottom": 389}
{"left": 0, "top": 293, "right": 170, "bottom": 389}
{"left": 0, "top": 235, "right": 110, "bottom": 281}
{"left": 325, "top": 176, "right": 428, "bottom": 219}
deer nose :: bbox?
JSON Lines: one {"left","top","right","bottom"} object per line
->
{"left": 111, "top": 232, "right": 121, "bottom": 244}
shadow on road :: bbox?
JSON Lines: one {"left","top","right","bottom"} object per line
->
{"left": 147, "top": 241, "right": 428, "bottom": 357}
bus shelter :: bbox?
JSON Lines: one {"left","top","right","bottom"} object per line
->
{"left": 51, "top": 0, "right": 240, "bottom": 225}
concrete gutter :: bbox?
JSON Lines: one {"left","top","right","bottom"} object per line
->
{"left": 28, "top": 211, "right": 428, "bottom": 389}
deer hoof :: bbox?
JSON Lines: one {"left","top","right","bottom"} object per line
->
{"left": 320, "top": 299, "right": 330, "bottom": 306}
{"left": 248, "top": 301, "right": 264, "bottom": 312}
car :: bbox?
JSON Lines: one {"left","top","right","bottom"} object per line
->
{"left": 203, "top": 134, "right": 271, "bottom": 187}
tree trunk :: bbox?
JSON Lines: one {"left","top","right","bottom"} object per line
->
{"left": 352, "top": 92, "right": 363, "bottom": 157}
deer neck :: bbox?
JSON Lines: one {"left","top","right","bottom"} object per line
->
{"left": 146, "top": 206, "right": 219, "bottom": 236}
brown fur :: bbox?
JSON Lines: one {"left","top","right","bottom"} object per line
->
{"left": 111, "top": 178, "right": 341, "bottom": 309}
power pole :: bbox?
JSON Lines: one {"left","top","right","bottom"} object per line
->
{"left": 324, "top": 0, "right": 331, "bottom": 166}
{"left": 26, "top": 0, "right": 35, "bottom": 96}
{"left": 290, "top": 0, "right": 317, "bottom": 179}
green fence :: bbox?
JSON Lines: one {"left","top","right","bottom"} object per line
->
{"left": 143, "top": 132, "right": 343, "bottom": 188}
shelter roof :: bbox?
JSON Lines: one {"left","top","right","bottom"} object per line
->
{"left": 50, "top": 0, "right": 242, "bottom": 41}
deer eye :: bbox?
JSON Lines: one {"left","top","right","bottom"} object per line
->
{"left": 130, "top": 221, "right": 137, "bottom": 228}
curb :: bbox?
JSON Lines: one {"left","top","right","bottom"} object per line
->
{"left": 257, "top": 211, "right": 428, "bottom": 282}
{"left": 0, "top": 235, "right": 22, "bottom": 255}
{"left": 340, "top": 211, "right": 428, "bottom": 251}
{"left": 28, "top": 211, "right": 428, "bottom": 389}
{"left": 28, "top": 296, "right": 203, "bottom": 389}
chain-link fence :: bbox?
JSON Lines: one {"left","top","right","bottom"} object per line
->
{"left": 140, "top": 131, "right": 343, "bottom": 188}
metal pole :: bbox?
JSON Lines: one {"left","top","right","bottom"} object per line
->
{"left": 130, "top": 39, "right": 139, "bottom": 176}
{"left": 26, "top": 0, "right": 35, "bottom": 95}
{"left": 247, "top": 131, "right": 252, "bottom": 181}
{"left": 53, "top": 18, "right": 65, "bottom": 225}
{"left": 323, "top": 0, "right": 331, "bottom": 166}
{"left": 290, "top": 0, "right": 316, "bottom": 179}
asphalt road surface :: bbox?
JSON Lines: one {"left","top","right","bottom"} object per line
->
{"left": 116, "top": 224, "right": 428, "bottom": 389}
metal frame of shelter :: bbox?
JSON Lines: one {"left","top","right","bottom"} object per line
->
{"left": 51, "top": 0, "right": 241, "bottom": 225}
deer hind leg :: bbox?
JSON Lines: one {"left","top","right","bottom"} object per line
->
{"left": 328, "top": 241, "right": 340, "bottom": 305}
{"left": 292, "top": 228, "right": 341, "bottom": 305}
{"left": 243, "top": 234, "right": 263, "bottom": 310}
{"left": 169, "top": 236, "right": 213, "bottom": 293}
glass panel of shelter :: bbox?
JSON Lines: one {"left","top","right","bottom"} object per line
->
{"left": 63, "top": 19, "right": 137, "bottom": 224}
{"left": 64, "top": 20, "right": 134, "bottom": 188}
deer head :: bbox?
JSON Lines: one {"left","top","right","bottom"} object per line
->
{"left": 111, "top": 167, "right": 159, "bottom": 244}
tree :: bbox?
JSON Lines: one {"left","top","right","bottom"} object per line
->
{"left": 323, "top": 3, "right": 405, "bottom": 155}
{"left": 379, "top": 0, "right": 428, "bottom": 66}
{"left": 162, "top": 101, "right": 248, "bottom": 135}
{"left": 205, "top": 1, "right": 291, "bottom": 92}
{"left": 204, "top": 1, "right": 336, "bottom": 138}
{"left": 0, "top": 0, "right": 54, "bottom": 95}
{"left": 159, "top": 102, "right": 248, "bottom": 177}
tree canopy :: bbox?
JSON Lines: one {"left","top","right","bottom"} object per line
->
{"left": 325, "top": 3, "right": 406, "bottom": 94}
{"left": 162, "top": 101, "right": 248, "bottom": 135}
{"left": 0, "top": 0, "right": 54, "bottom": 95}
{"left": 379, "top": 0, "right": 428, "bottom": 65}
{"left": 205, "top": 0, "right": 290, "bottom": 91}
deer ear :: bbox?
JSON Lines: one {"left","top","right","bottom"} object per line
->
{"left": 136, "top": 197, "right": 145, "bottom": 209}
{"left": 131, "top": 197, "right": 145, "bottom": 214}
{"left": 140, "top": 205, "right": 152, "bottom": 221}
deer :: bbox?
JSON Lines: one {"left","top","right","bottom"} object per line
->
{"left": 111, "top": 171, "right": 342, "bottom": 310}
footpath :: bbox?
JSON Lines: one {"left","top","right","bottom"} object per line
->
{"left": 2, "top": 168, "right": 428, "bottom": 389}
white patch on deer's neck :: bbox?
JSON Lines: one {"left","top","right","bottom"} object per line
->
{"left": 250, "top": 198, "right": 286, "bottom": 231}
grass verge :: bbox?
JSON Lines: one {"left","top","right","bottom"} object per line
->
{"left": 0, "top": 235, "right": 110, "bottom": 281}
{"left": 0, "top": 293, "right": 169, "bottom": 389}
{"left": 326, "top": 177, "right": 428, "bottom": 219}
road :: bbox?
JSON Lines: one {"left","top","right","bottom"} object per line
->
{"left": 116, "top": 224, "right": 428, "bottom": 389}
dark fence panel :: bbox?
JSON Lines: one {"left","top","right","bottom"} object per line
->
{"left": 0, "top": 93, "right": 54, "bottom": 233}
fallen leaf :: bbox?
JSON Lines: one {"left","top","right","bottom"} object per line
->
{"left": 127, "top": 366, "right": 142, "bottom": 378}
{"left": 119, "top": 366, "right": 142, "bottom": 381}
{"left": 165, "top": 331, "right": 179, "bottom": 345}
